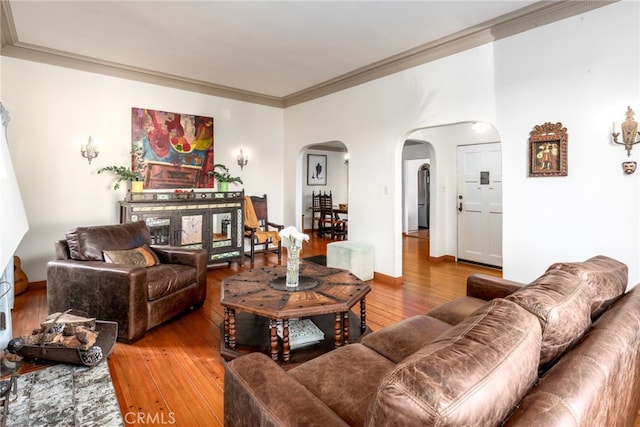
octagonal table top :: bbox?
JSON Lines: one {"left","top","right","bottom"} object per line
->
{"left": 221, "top": 261, "right": 371, "bottom": 319}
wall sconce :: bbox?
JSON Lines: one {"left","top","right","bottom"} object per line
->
{"left": 237, "top": 149, "right": 248, "bottom": 170}
{"left": 344, "top": 153, "right": 350, "bottom": 164}
{"left": 612, "top": 106, "right": 640, "bottom": 157}
{"left": 80, "top": 136, "right": 99, "bottom": 164}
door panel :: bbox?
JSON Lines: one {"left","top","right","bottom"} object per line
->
{"left": 457, "top": 143, "right": 502, "bottom": 267}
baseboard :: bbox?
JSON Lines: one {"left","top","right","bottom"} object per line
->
{"left": 24, "top": 280, "right": 47, "bottom": 291}
{"left": 428, "top": 255, "right": 456, "bottom": 263}
{"left": 373, "top": 271, "right": 403, "bottom": 285}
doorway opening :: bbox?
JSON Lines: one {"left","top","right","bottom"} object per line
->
{"left": 418, "top": 163, "right": 430, "bottom": 230}
{"left": 401, "top": 122, "right": 502, "bottom": 268}
{"left": 301, "top": 141, "right": 349, "bottom": 233}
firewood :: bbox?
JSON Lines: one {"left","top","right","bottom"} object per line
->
{"left": 41, "top": 312, "right": 96, "bottom": 335}
{"left": 75, "top": 326, "right": 98, "bottom": 350}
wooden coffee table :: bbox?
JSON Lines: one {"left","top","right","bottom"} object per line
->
{"left": 220, "top": 261, "right": 371, "bottom": 363}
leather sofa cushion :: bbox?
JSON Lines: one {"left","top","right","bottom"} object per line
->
{"left": 66, "top": 221, "right": 151, "bottom": 261}
{"left": 367, "top": 299, "right": 541, "bottom": 427}
{"left": 147, "top": 264, "right": 197, "bottom": 301}
{"left": 546, "top": 255, "right": 627, "bottom": 317}
{"left": 506, "top": 269, "right": 592, "bottom": 366}
{"left": 360, "top": 315, "right": 451, "bottom": 363}
{"left": 427, "top": 295, "right": 487, "bottom": 325}
{"left": 103, "top": 245, "right": 160, "bottom": 266}
{"left": 289, "top": 343, "right": 395, "bottom": 427}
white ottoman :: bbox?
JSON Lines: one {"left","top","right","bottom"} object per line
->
{"left": 326, "top": 241, "right": 374, "bottom": 281}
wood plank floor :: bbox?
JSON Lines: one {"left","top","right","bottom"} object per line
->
{"left": 11, "top": 232, "right": 640, "bottom": 426}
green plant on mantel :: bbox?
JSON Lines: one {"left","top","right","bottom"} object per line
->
{"left": 207, "top": 164, "right": 243, "bottom": 184}
{"left": 97, "top": 165, "right": 143, "bottom": 190}
{"left": 98, "top": 142, "right": 146, "bottom": 190}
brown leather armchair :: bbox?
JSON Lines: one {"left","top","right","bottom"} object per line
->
{"left": 47, "top": 221, "right": 207, "bottom": 343}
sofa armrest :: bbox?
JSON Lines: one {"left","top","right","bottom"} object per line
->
{"left": 225, "top": 353, "right": 349, "bottom": 427}
{"left": 151, "top": 246, "right": 206, "bottom": 269}
{"left": 152, "top": 247, "right": 208, "bottom": 296}
{"left": 47, "top": 260, "right": 149, "bottom": 342}
{"left": 466, "top": 274, "right": 525, "bottom": 300}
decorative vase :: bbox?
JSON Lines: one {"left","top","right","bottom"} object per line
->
{"left": 285, "top": 246, "right": 301, "bottom": 288}
{"left": 130, "top": 180, "right": 143, "bottom": 193}
{"left": 219, "top": 181, "right": 229, "bottom": 192}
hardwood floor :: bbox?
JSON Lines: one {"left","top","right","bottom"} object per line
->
{"left": 11, "top": 233, "right": 640, "bottom": 426}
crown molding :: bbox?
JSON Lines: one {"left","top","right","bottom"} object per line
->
{"left": 0, "top": 42, "right": 285, "bottom": 108}
{"left": 1, "top": 1, "right": 615, "bottom": 109}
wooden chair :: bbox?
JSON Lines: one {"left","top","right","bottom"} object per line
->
{"left": 318, "top": 193, "right": 346, "bottom": 240}
{"left": 310, "top": 190, "right": 330, "bottom": 234}
{"left": 310, "top": 191, "right": 321, "bottom": 234}
{"left": 244, "top": 194, "right": 284, "bottom": 266}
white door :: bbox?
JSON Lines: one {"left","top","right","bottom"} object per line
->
{"left": 457, "top": 143, "right": 502, "bottom": 267}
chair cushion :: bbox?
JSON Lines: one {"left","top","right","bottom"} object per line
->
{"left": 289, "top": 343, "right": 395, "bottom": 427}
{"left": 146, "top": 264, "right": 197, "bottom": 301}
{"left": 360, "top": 315, "right": 451, "bottom": 363}
{"left": 367, "top": 299, "right": 541, "bottom": 427}
{"left": 66, "top": 221, "right": 151, "bottom": 261}
{"left": 545, "top": 255, "right": 627, "bottom": 317}
{"left": 103, "top": 245, "right": 159, "bottom": 267}
{"left": 506, "top": 269, "right": 592, "bottom": 366}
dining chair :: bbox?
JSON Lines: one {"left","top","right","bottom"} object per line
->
{"left": 318, "top": 192, "right": 346, "bottom": 240}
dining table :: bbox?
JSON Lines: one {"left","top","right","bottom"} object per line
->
{"left": 308, "top": 205, "right": 348, "bottom": 235}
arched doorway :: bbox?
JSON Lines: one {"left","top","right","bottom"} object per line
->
{"left": 401, "top": 122, "right": 501, "bottom": 265}
{"left": 301, "top": 141, "right": 349, "bottom": 232}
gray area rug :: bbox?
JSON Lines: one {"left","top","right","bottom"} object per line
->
{"left": 7, "top": 361, "right": 123, "bottom": 427}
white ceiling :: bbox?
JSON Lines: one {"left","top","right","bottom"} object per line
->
{"left": 1, "top": 1, "right": 606, "bottom": 107}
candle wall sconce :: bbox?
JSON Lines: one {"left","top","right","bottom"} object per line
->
{"left": 80, "top": 136, "right": 99, "bottom": 164}
{"left": 237, "top": 149, "right": 248, "bottom": 170}
{"left": 612, "top": 106, "right": 640, "bottom": 157}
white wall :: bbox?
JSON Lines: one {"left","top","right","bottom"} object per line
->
{"left": 285, "top": 1, "right": 640, "bottom": 284}
{"left": 495, "top": 1, "right": 640, "bottom": 285}
{"left": 286, "top": 43, "right": 499, "bottom": 278}
{"left": 2, "top": 57, "right": 284, "bottom": 281}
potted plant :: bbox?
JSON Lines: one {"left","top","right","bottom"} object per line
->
{"left": 207, "top": 164, "right": 243, "bottom": 192}
{"left": 97, "top": 165, "right": 144, "bottom": 191}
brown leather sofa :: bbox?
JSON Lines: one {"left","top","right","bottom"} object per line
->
{"left": 47, "top": 221, "right": 207, "bottom": 343}
{"left": 224, "top": 256, "right": 640, "bottom": 426}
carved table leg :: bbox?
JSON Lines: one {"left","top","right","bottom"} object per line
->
{"left": 343, "top": 312, "right": 350, "bottom": 345}
{"left": 269, "top": 319, "right": 279, "bottom": 361}
{"left": 334, "top": 313, "right": 343, "bottom": 348}
{"left": 360, "top": 298, "right": 367, "bottom": 331}
{"left": 282, "top": 319, "right": 291, "bottom": 363}
{"left": 228, "top": 308, "right": 236, "bottom": 350}
{"left": 223, "top": 307, "right": 230, "bottom": 345}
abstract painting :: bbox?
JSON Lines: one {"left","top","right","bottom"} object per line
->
{"left": 131, "top": 107, "right": 214, "bottom": 189}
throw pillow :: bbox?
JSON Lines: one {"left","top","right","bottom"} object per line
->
{"left": 103, "top": 245, "right": 159, "bottom": 267}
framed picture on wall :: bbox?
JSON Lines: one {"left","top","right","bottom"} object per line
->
{"left": 307, "top": 154, "right": 327, "bottom": 185}
{"left": 529, "top": 121, "right": 568, "bottom": 177}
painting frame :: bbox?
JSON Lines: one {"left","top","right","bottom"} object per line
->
{"left": 529, "top": 121, "right": 568, "bottom": 177}
{"left": 131, "top": 107, "right": 215, "bottom": 189}
{"left": 307, "top": 154, "right": 327, "bottom": 186}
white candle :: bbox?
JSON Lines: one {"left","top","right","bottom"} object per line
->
{"left": 613, "top": 121, "right": 618, "bottom": 133}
